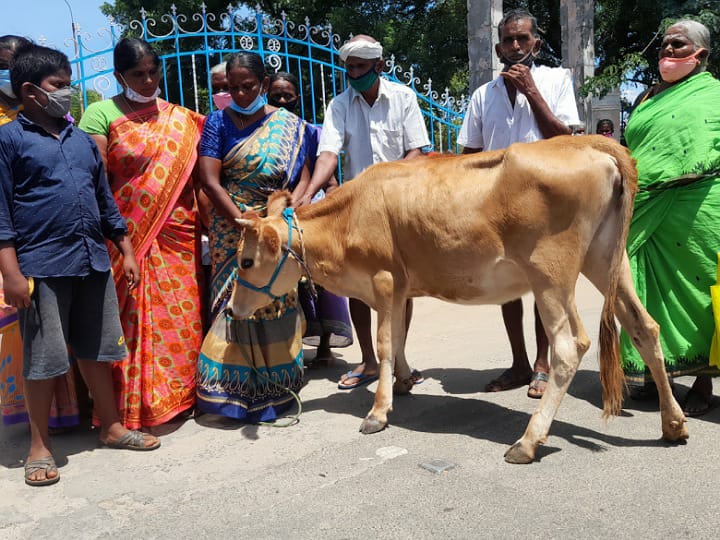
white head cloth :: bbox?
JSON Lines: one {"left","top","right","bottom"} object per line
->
{"left": 338, "top": 40, "right": 383, "bottom": 62}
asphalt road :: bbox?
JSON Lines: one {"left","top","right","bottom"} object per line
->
{"left": 2, "top": 277, "right": 719, "bottom": 539}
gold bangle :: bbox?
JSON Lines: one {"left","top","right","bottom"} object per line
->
{"left": 27, "top": 276, "right": 34, "bottom": 296}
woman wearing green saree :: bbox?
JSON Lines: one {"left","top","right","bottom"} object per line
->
{"left": 195, "top": 52, "right": 311, "bottom": 421}
{"left": 621, "top": 20, "right": 720, "bottom": 415}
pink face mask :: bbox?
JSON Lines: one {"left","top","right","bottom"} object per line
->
{"left": 212, "top": 91, "right": 232, "bottom": 110}
{"left": 659, "top": 49, "right": 705, "bottom": 83}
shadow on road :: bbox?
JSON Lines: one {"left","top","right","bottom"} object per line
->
{"left": 301, "top": 365, "right": 687, "bottom": 459}
{"left": 0, "top": 423, "right": 108, "bottom": 471}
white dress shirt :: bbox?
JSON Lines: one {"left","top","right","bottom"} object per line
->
{"left": 458, "top": 65, "right": 580, "bottom": 151}
{"left": 318, "top": 77, "right": 430, "bottom": 180}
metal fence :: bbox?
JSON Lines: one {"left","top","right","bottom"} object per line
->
{"left": 65, "top": 4, "right": 468, "bottom": 153}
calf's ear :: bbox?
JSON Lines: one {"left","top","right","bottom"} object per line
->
{"left": 266, "top": 191, "right": 292, "bottom": 217}
{"left": 261, "top": 226, "right": 281, "bottom": 255}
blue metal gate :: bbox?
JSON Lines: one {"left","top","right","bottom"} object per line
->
{"left": 67, "top": 4, "right": 467, "bottom": 153}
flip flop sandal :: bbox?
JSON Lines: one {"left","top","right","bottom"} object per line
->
{"left": 101, "top": 430, "right": 161, "bottom": 451}
{"left": 24, "top": 456, "right": 60, "bottom": 487}
{"left": 527, "top": 371, "right": 549, "bottom": 399}
{"left": 338, "top": 371, "right": 379, "bottom": 390}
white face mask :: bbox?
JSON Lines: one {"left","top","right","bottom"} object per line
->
{"left": 119, "top": 74, "right": 160, "bottom": 103}
{"left": 125, "top": 85, "right": 161, "bottom": 103}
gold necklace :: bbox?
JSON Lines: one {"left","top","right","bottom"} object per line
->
{"left": 120, "top": 91, "right": 156, "bottom": 117}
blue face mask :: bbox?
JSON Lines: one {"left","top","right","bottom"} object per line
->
{"left": 229, "top": 90, "right": 267, "bottom": 116}
{"left": 0, "top": 69, "right": 12, "bottom": 96}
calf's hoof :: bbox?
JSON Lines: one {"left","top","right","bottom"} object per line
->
{"left": 504, "top": 441, "right": 535, "bottom": 464}
{"left": 662, "top": 417, "right": 689, "bottom": 442}
{"left": 393, "top": 378, "right": 413, "bottom": 395}
{"left": 360, "top": 415, "right": 387, "bottom": 434}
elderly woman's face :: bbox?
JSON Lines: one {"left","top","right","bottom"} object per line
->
{"left": 659, "top": 26, "right": 697, "bottom": 59}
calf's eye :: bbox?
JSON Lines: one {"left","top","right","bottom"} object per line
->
{"left": 241, "top": 258, "right": 254, "bottom": 269}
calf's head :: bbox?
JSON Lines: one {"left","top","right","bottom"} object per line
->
{"left": 228, "top": 193, "right": 303, "bottom": 318}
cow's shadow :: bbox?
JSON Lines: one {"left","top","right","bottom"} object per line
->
{"left": 301, "top": 366, "right": 688, "bottom": 459}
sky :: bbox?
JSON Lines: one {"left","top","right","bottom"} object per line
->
{"left": 5, "top": 1, "right": 115, "bottom": 57}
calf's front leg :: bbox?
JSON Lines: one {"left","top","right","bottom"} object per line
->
{"left": 360, "top": 274, "right": 402, "bottom": 434}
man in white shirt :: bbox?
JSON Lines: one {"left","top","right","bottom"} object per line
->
{"left": 458, "top": 9, "right": 580, "bottom": 399}
{"left": 295, "top": 34, "right": 430, "bottom": 390}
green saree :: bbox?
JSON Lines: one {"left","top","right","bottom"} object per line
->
{"left": 620, "top": 72, "right": 720, "bottom": 384}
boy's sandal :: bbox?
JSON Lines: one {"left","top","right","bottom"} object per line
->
{"left": 24, "top": 456, "right": 60, "bottom": 487}
{"left": 101, "top": 430, "right": 161, "bottom": 451}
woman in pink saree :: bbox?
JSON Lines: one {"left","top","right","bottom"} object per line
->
{"left": 79, "top": 38, "right": 204, "bottom": 429}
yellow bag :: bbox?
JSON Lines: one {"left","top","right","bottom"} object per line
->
{"left": 709, "top": 253, "right": 720, "bottom": 368}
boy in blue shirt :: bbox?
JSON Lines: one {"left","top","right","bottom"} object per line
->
{"left": 0, "top": 45, "right": 160, "bottom": 487}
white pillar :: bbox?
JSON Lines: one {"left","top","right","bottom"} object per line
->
{"left": 467, "top": 0, "right": 503, "bottom": 92}
{"left": 560, "top": 0, "right": 595, "bottom": 128}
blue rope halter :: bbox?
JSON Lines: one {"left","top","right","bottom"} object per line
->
{"left": 234, "top": 207, "right": 300, "bottom": 302}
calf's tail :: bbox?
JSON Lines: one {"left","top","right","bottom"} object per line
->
{"left": 597, "top": 142, "right": 638, "bottom": 418}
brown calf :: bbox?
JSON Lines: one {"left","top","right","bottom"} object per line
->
{"left": 229, "top": 135, "right": 688, "bottom": 463}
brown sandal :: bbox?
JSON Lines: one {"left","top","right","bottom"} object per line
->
{"left": 24, "top": 456, "right": 60, "bottom": 487}
{"left": 101, "top": 430, "right": 161, "bottom": 451}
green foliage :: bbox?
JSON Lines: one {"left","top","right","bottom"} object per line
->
{"left": 70, "top": 88, "right": 102, "bottom": 124}
{"left": 100, "top": 1, "right": 229, "bottom": 110}
{"left": 101, "top": 0, "right": 469, "bottom": 100}
{"left": 100, "top": 0, "right": 720, "bottom": 104}
{"left": 100, "top": 1, "right": 230, "bottom": 26}
{"left": 504, "top": 0, "right": 563, "bottom": 66}
{"left": 256, "top": 1, "right": 469, "bottom": 97}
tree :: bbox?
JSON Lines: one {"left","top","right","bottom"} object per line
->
{"left": 101, "top": 0, "right": 719, "bottom": 102}
{"left": 101, "top": 1, "right": 470, "bottom": 97}
{"left": 70, "top": 88, "right": 102, "bottom": 124}
{"left": 584, "top": 0, "right": 719, "bottom": 98}
{"left": 260, "top": 1, "right": 470, "bottom": 96}
{"left": 503, "top": 0, "right": 564, "bottom": 67}
{"left": 100, "top": 1, "right": 228, "bottom": 25}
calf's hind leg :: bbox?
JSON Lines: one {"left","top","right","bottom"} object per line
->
{"left": 505, "top": 290, "right": 590, "bottom": 464}
{"left": 583, "top": 256, "right": 688, "bottom": 442}
{"left": 612, "top": 265, "right": 688, "bottom": 441}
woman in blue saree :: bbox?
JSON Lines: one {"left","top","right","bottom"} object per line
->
{"left": 196, "top": 52, "right": 310, "bottom": 421}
